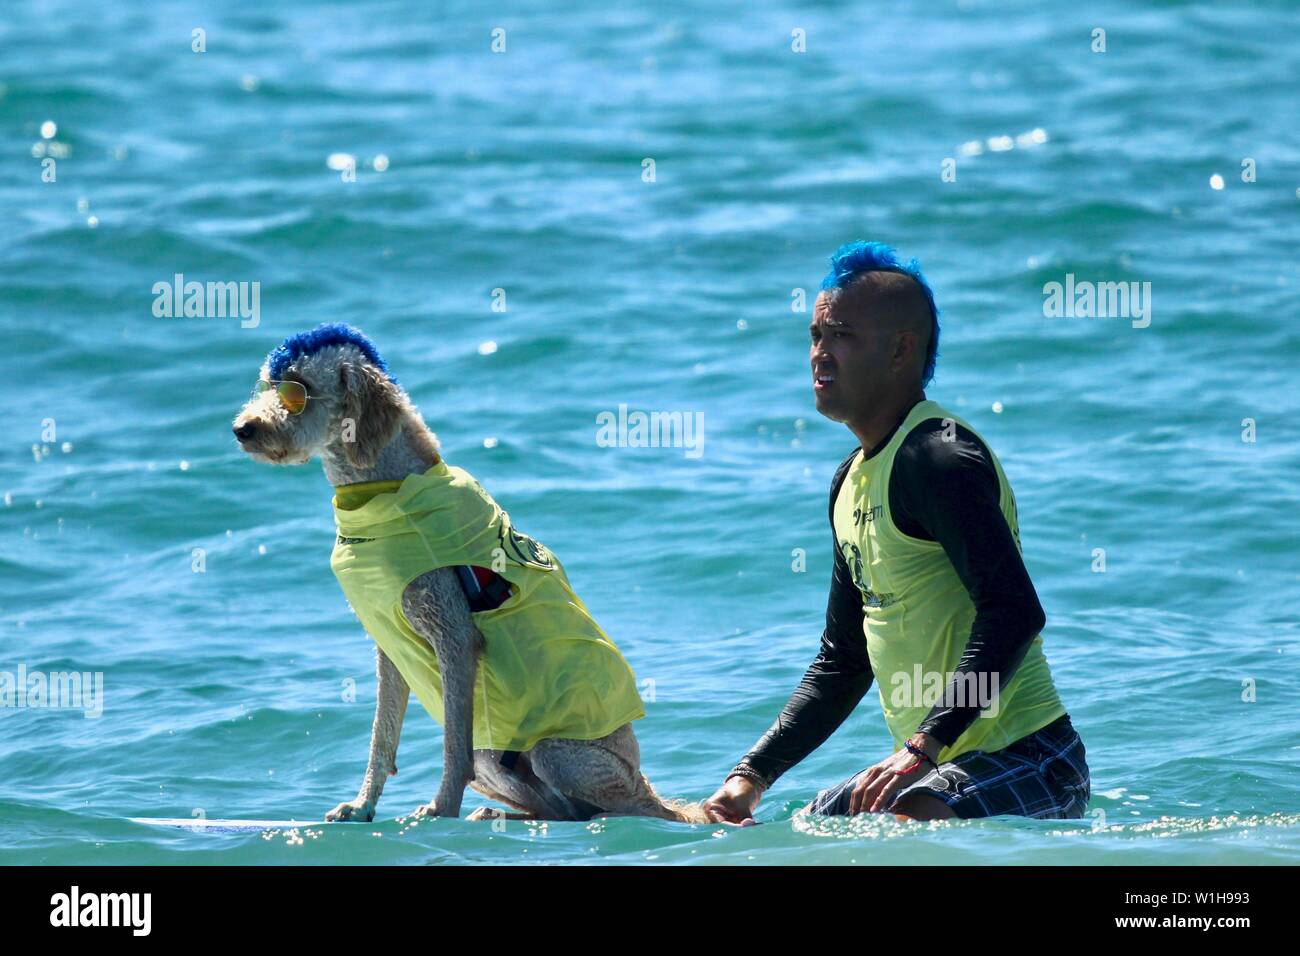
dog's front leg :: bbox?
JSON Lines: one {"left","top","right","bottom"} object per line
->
{"left": 326, "top": 647, "right": 408, "bottom": 822}
{"left": 402, "top": 567, "right": 482, "bottom": 819}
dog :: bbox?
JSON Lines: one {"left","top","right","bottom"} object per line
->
{"left": 232, "top": 323, "right": 704, "bottom": 823}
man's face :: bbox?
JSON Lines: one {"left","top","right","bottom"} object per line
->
{"left": 809, "top": 289, "right": 895, "bottom": 424}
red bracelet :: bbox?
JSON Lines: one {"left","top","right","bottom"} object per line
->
{"left": 903, "top": 739, "right": 941, "bottom": 773}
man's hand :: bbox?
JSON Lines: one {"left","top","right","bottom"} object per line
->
{"left": 847, "top": 732, "right": 944, "bottom": 816}
{"left": 703, "top": 774, "right": 763, "bottom": 825}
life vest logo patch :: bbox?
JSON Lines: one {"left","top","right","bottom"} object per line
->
{"left": 498, "top": 519, "right": 555, "bottom": 571}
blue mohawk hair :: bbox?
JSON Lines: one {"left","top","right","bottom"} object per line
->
{"left": 266, "top": 323, "right": 395, "bottom": 382}
{"left": 820, "top": 241, "right": 940, "bottom": 387}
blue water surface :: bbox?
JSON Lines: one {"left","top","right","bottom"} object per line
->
{"left": 2, "top": 0, "right": 1298, "bottom": 864}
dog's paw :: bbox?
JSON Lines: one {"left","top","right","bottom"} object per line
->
{"left": 325, "top": 798, "right": 375, "bottom": 822}
{"left": 408, "top": 801, "right": 442, "bottom": 819}
{"left": 408, "top": 797, "right": 462, "bottom": 820}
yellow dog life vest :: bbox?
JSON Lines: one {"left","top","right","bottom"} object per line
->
{"left": 330, "top": 462, "right": 645, "bottom": 752}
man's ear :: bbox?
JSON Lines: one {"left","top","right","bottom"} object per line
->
{"left": 339, "top": 360, "right": 403, "bottom": 469}
{"left": 890, "top": 329, "right": 918, "bottom": 373}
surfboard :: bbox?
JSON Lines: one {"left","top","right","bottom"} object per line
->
{"left": 129, "top": 817, "right": 328, "bottom": 832}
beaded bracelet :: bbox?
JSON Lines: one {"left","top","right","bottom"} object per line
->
{"left": 903, "top": 739, "right": 941, "bottom": 774}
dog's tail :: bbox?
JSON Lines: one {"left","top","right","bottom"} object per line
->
{"left": 659, "top": 797, "right": 712, "bottom": 824}
{"left": 642, "top": 775, "right": 712, "bottom": 824}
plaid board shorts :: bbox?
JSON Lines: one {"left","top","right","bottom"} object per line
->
{"left": 805, "top": 714, "right": 1090, "bottom": 820}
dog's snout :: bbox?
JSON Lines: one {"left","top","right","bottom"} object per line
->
{"left": 233, "top": 422, "right": 257, "bottom": 442}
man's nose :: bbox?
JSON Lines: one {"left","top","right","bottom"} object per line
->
{"left": 233, "top": 422, "right": 257, "bottom": 442}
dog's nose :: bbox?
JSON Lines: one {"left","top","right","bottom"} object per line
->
{"left": 233, "top": 422, "right": 257, "bottom": 442}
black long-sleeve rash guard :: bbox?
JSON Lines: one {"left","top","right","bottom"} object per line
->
{"left": 730, "top": 405, "right": 1047, "bottom": 790}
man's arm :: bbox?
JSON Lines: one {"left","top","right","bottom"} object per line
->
{"left": 728, "top": 453, "right": 873, "bottom": 790}
{"left": 891, "top": 420, "right": 1046, "bottom": 748}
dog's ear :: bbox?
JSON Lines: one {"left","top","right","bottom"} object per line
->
{"left": 339, "top": 359, "right": 403, "bottom": 469}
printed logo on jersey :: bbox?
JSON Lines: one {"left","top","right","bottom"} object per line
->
{"left": 854, "top": 504, "right": 883, "bottom": 526}
{"left": 840, "top": 539, "right": 896, "bottom": 609}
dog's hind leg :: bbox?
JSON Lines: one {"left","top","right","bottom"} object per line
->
{"left": 530, "top": 724, "right": 707, "bottom": 823}
{"left": 466, "top": 749, "right": 598, "bottom": 821}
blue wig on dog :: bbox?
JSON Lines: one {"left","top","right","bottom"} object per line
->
{"left": 266, "top": 323, "right": 396, "bottom": 382}
{"left": 820, "top": 241, "right": 940, "bottom": 386}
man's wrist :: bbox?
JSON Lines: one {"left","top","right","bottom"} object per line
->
{"left": 726, "top": 766, "right": 769, "bottom": 792}
{"left": 907, "top": 731, "right": 945, "bottom": 762}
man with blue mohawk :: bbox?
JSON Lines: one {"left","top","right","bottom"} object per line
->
{"left": 705, "top": 242, "right": 1089, "bottom": 823}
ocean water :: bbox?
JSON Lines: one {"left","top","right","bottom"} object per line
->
{"left": 2, "top": 0, "right": 1298, "bottom": 865}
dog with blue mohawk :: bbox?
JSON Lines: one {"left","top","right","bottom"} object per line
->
{"left": 233, "top": 323, "right": 705, "bottom": 823}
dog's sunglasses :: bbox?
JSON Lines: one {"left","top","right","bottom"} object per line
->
{"left": 254, "top": 378, "right": 311, "bottom": 415}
